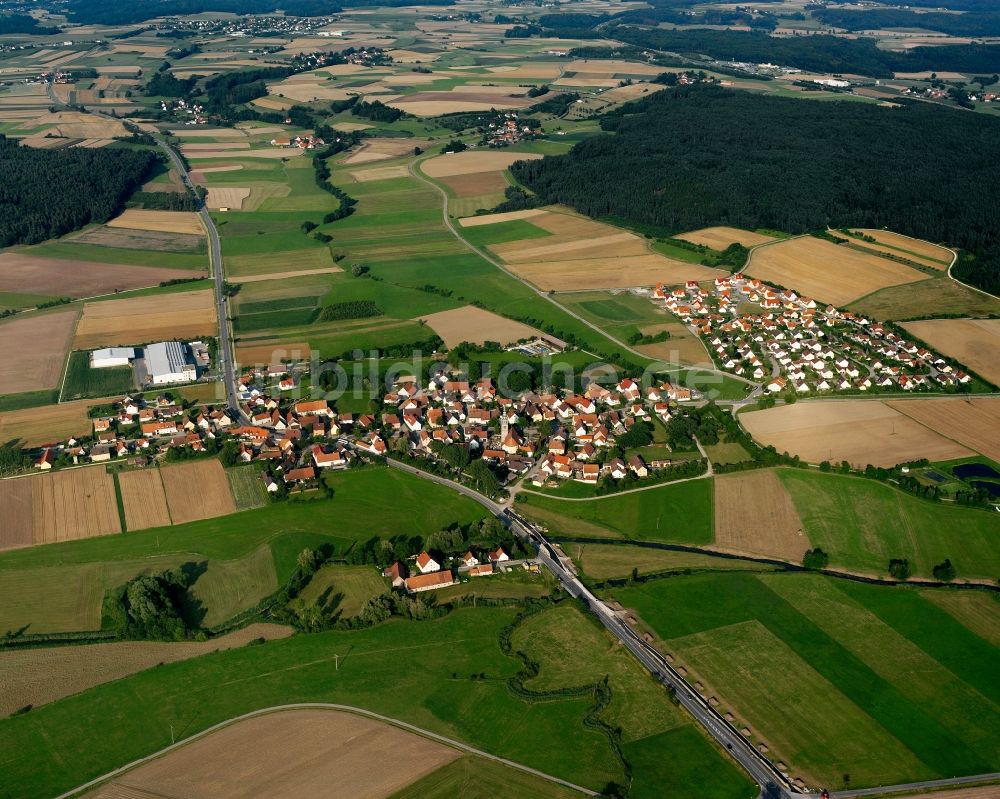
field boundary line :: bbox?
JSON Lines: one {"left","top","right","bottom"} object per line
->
{"left": 53, "top": 703, "right": 599, "bottom": 799}
{"left": 519, "top": 470, "right": 711, "bottom": 502}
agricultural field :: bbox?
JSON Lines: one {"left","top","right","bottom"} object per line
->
{"left": 0, "top": 252, "right": 201, "bottom": 300}
{"left": 740, "top": 399, "right": 975, "bottom": 467}
{"left": 483, "top": 208, "right": 726, "bottom": 292}
{"left": 676, "top": 227, "right": 776, "bottom": 250}
{"left": 712, "top": 470, "right": 808, "bottom": 563}
{"left": 746, "top": 236, "right": 928, "bottom": 306}
{"left": 902, "top": 318, "right": 1000, "bottom": 387}
{"left": 0, "top": 309, "right": 77, "bottom": 395}
{"left": 0, "top": 605, "right": 752, "bottom": 799}
{"left": 0, "top": 468, "right": 486, "bottom": 635}
{"left": 849, "top": 229, "right": 953, "bottom": 270}
{"left": 160, "top": 459, "right": 237, "bottom": 525}
{"left": 60, "top": 351, "right": 134, "bottom": 401}
{"left": 107, "top": 209, "right": 204, "bottom": 236}
{"left": 84, "top": 709, "right": 460, "bottom": 799}
{"left": 116, "top": 468, "right": 172, "bottom": 531}
{"left": 227, "top": 465, "right": 270, "bottom": 511}
{"left": 0, "top": 624, "right": 292, "bottom": 718}
{"left": 568, "top": 542, "right": 777, "bottom": 581}
{"left": 611, "top": 571, "right": 1000, "bottom": 789}
{"left": 415, "top": 305, "right": 542, "bottom": 348}
{"left": 887, "top": 397, "right": 1000, "bottom": 464}
{"left": 517, "top": 480, "right": 714, "bottom": 546}
{"left": 391, "top": 756, "right": 583, "bottom": 799}
{"left": 0, "top": 399, "right": 101, "bottom": 447}
{"left": 73, "top": 290, "right": 217, "bottom": 349}
{"left": 849, "top": 271, "right": 1000, "bottom": 321}
{"left": 778, "top": 468, "right": 1000, "bottom": 581}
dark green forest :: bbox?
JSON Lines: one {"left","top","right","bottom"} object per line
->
{"left": 0, "top": 136, "right": 155, "bottom": 246}
{"left": 510, "top": 86, "right": 1000, "bottom": 294}
{"left": 0, "top": 13, "right": 60, "bottom": 35}
{"left": 814, "top": 7, "right": 1000, "bottom": 38}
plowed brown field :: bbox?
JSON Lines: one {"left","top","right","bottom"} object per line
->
{"left": 0, "top": 309, "right": 77, "bottom": 394}
{"left": 0, "top": 478, "right": 34, "bottom": 551}
{"left": 160, "top": 459, "right": 235, "bottom": 524}
{"left": 117, "top": 468, "right": 171, "bottom": 531}
{"left": 0, "top": 253, "right": 200, "bottom": 297}
{"left": 713, "top": 470, "right": 808, "bottom": 562}
{"left": 74, "top": 291, "right": 217, "bottom": 349}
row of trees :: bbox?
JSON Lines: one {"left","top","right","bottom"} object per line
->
{"left": 512, "top": 85, "right": 1000, "bottom": 295}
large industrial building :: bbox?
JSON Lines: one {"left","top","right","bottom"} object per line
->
{"left": 90, "top": 347, "right": 136, "bottom": 368}
{"left": 145, "top": 341, "right": 198, "bottom": 385}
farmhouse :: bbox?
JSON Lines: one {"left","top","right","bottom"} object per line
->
{"left": 415, "top": 551, "right": 441, "bottom": 573}
{"left": 404, "top": 570, "right": 457, "bottom": 593}
{"left": 90, "top": 347, "right": 136, "bottom": 368}
{"left": 145, "top": 341, "right": 197, "bottom": 386}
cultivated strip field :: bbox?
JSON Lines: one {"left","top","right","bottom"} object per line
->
{"left": 0, "top": 309, "right": 77, "bottom": 394}
{"left": 458, "top": 208, "right": 547, "bottom": 227}
{"left": 160, "top": 459, "right": 236, "bottom": 524}
{"left": 850, "top": 229, "right": 952, "bottom": 269}
{"left": 0, "top": 399, "right": 101, "bottom": 448}
{"left": 902, "top": 318, "right": 1000, "bottom": 387}
{"left": 746, "top": 236, "right": 927, "bottom": 306}
{"left": 422, "top": 150, "right": 542, "bottom": 178}
{"left": 712, "top": 470, "right": 808, "bottom": 562}
{"left": 0, "top": 478, "right": 33, "bottom": 551}
{"left": 0, "top": 624, "right": 293, "bottom": 717}
{"left": 117, "top": 468, "right": 172, "bottom": 531}
{"left": 30, "top": 468, "right": 121, "bottom": 545}
{"left": 0, "top": 253, "right": 199, "bottom": 298}
{"left": 236, "top": 340, "right": 312, "bottom": 365}
{"left": 887, "top": 396, "right": 1000, "bottom": 464}
{"left": 84, "top": 709, "right": 461, "bottom": 799}
{"left": 343, "top": 138, "right": 432, "bottom": 165}
{"left": 205, "top": 186, "right": 251, "bottom": 210}
{"left": 740, "top": 400, "right": 973, "bottom": 467}
{"left": 415, "top": 305, "right": 542, "bottom": 347}
{"left": 74, "top": 290, "right": 217, "bottom": 349}
{"left": 676, "top": 227, "right": 776, "bottom": 250}
{"left": 107, "top": 209, "right": 205, "bottom": 236}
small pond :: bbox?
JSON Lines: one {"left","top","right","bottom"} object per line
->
{"left": 953, "top": 463, "right": 1000, "bottom": 481}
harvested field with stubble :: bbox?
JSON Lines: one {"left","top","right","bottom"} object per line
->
{"left": 0, "top": 624, "right": 293, "bottom": 718}
{"left": 902, "top": 318, "right": 1000, "bottom": 387}
{"left": 713, "top": 470, "right": 808, "bottom": 562}
{"left": 0, "top": 479, "right": 33, "bottom": 551}
{"left": 205, "top": 186, "right": 251, "bottom": 210}
{"left": 0, "top": 309, "right": 77, "bottom": 394}
{"left": 31, "top": 468, "right": 121, "bottom": 545}
{"left": 74, "top": 290, "right": 217, "bottom": 349}
{"left": 747, "top": 236, "right": 927, "bottom": 305}
{"left": 343, "top": 138, "right": 432, "bottom": 165}
{"left": 70, "top": 226, "right": 206, "bottom": 255}
{"left": 415, "top": 305, "right": 542, "bottom": 347}
{"left": 117, "top": 468, "right": 171, "bottom": 531}
{"left": 740, "top": 400, "right": 973, "bottom": 467}
{"left": 349, "top": 165, "right": 409, "bottom": 182}
{"left": 107, "top": 209, "right": 204, "bottom": 236}
{"left": 458, "top": 208, "right": 547, "bottom": 227}
{"left": 439, "top": 170, "right": 509, "bottom": 197}
{"left": 676, "top": 227, "right": 776, "bottom": 250}
{"left": 0, "top": 399, "right": 100, "bottom": 448}
{"left": 160, "top": 459, "right": 236, "bottom": 524}
{"left": 236, "top": 340, "right": 312, "bottom": 365}
{"left": 84, "top": 709, "right": 461, "bottom": 799}
{"left": 850, "top": 229, "right": 952, "bottom": 269}
{"left": 887, "top": 397, "right": 1000, "bottom": 463}
{"left": 0, "top": 253, "right": 201, "bottom": 298}
{"left": 422, "top": 149, "right": 541, "bottom": 177}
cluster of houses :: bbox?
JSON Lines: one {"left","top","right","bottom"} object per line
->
{"left": 483, "top": 112, "right": 541, "bottom": 147}
{"left": 652, "top": 274, "right": 969, "bottom": 394}
{"left": 160, "top": 97, "right": 207, "bottom": 125}
{"left": 382, "top": 546, "right": 513, "bottom": 594}
{"left": 269, "top": 133, "right": 325, "bottom": 149}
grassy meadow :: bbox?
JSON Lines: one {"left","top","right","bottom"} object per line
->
{"left": 610, "top": 571, "right": 1000, "bottom": 789}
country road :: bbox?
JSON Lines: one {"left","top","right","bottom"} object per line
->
{"left": 54, "top": 703, "right": 598, "bottom": 799}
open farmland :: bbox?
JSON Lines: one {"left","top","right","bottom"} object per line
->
{"left": 902, "top": 318, "right": 1000, "bottom": 387}
{"left": 344, "top": 138, "right": 432, "bottom": 165}
{"left": 84, "top": 709, "right": 461, "bottom": 799}
{"left": 612, "top": 571, "right": 1000, "bottom": 789}
{"left": 676, "top": 227, "right": 776, "bottom": 250}
{"left": 570, "top": 542, "right": 776, "bottom": 580}
{"left": 0, "top": 309, "right": 77, "bottom": 394}
{"left": 117, "top": 468, "right": 171, "bottom": 531}
{"left": 415, "top": 305, "right": 542, "bottom": 347}
{"left": 458, "top": 209, "right": 548, "bottom": 227}
{"left": 160, "top": 459, "right": 236, "bottom": 525}
{"left": 30, "top": 468, "right": 121, "bottom": 546}
{"left": 422, "top": 150, "right": 543, "bottom": 178}
{"left": 107, "top": 209, "right": 205, "bottom": 236}
{"left": 205, "top": 186, "right": 252, "bottom": 210}
{"left": 887, "top": 397, "right": 1000, "bottom": 464}
{"left": 297, "top": 564, "right": 388, "bottom": 619}
{"left": 73, "top": 290, "right": 217, "bottom": 349}
{"left": 850, "top": 229, "right": 953, "bottom": 269}
{"left": 0, "top": 479, "right": 33, "bottom": 551}
{"left": 485, "top": 209, "right": 725, "bottom": 291}
{"left": 0, "top": 399, "right": 101, "bottom": 448}
{"left": 0, "top": 253, "right": 201, "bottom": 298}
{"left": 849, "top": 272, "right": 1000, "bottom": 322}
{"left": 0, "top": 624, "right": 292, "bottom": 717}
{"left": 712, "top": 470, "right": 807, "bottom": 562}
{"left": 746, "top": 236, "right": 927, "bottom": 305}
{"left": 392, "top": 756, "right": 584, "bottom": 799}
{"left": 740, "top": 400, "right": 973, "bottom": 467}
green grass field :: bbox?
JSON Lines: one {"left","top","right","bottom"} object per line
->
{"left": 0, "top": 468, "right": 486, "bottom": 634}
{"left": 611, "top": 571, "right": 1000, "bottom": 788}
{"left": 186, "top": 544, "right": 279, "bottom": 627}
{"left": 25, "top": 241, "right": 207, "bottom": 271}
{"left": 296, "top": 563, "right": 388, "bottom": 619}
{"left": 389, "top": 755, "right": 582, "bottom": 799}
{"left": 432, "top": 569, "right": 554, "bottom": 603}
{"left": 778, "top": 469, "right": 1000, "bottom": 580}
{"left": 226, "top": 465, "right": 269, "bottom": 510}
{"left": 702, "top": 441, "right": 753, "bottom": 465}
{"left": 460, "top": 219, "right": 551, "bottom": 249}
{"left": 60, "top": 351, "right": 135, "bottom": 401}
{"left": 517, "top": 480, "right": 714, "bottom": 546}
{"left": 568, "top": 542, "right": 777, "bottom": 581}
{"left": 0, "top": 604, "right": 751, "bottom": 799}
